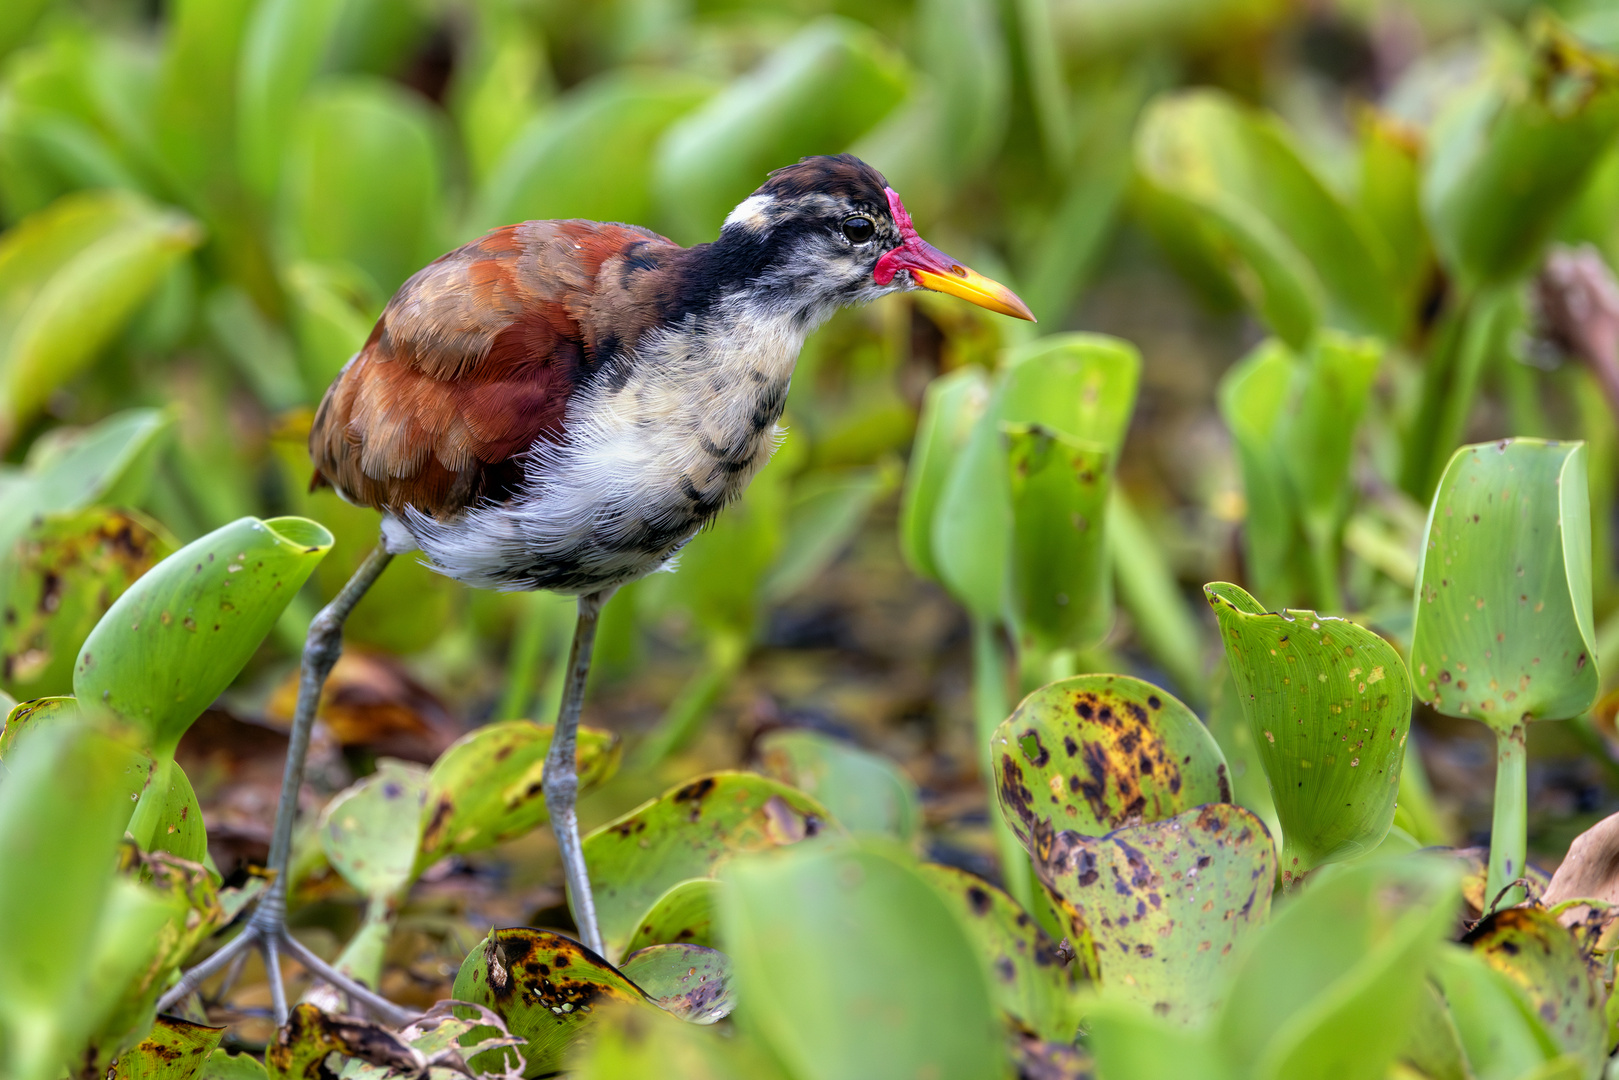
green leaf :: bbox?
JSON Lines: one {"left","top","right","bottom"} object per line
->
{"left": 127, "top": 755, "right": 210, "bottom": 863}
{"left": 0, "top": 508, "right": 174, "bottom": 700}
{"left": 618, "top": 944, "right": 734, "bottom": 1023}
{"left": 1004, "top": 423, "right": 1112, "bottom": 650}
{"left": 621, "top": 878, "right": 719, "bottom": 956}
{"left": 200, "top": 1051, "right": 269, "bottom": 1080}
{"left": 322, "top": 759, "right": 428, "bottom": 901}
{"left": 111, "top": 1017, "right": 225, "bottom": 1080}
{"left": 1135, "top": 90, "right": 1398, "bottom": 347}
{"left": 1411, "top": 439, "right": 1598, "bottom": 728}
{"left": 898, "top": 366, "right": 991, "bottom": 582}
{"left": 282, "top": 259, "right": 378, "bottom": 392}
{"left": 1424, "top": 18, "right": 1619, "bottom": 288}
{"left": 1465, "top": 909, "right": 1606, "bottom": 1076}
{"left": 1355, "top": 110, "right": 1432, "bottom": 330}
{"left": 1217, "top": 855, "right": 1462, "bottom": 1080}
{"left": 761, "top": 463, "right": 897, "bottom": 603}
{"left": 582, "top": 772, "right": 834, "bottom": 961}
{"left": 568, "top": 1004, "right": 788, "bottom": 1080}
{"left": 1206, "top": 581, "right": 1413, "bottom": 883}
{"left": 236, "top": 0, "right": 348, "bottom": 201}
{"left": 450, "top": 2, "right": 552, "bottom": 187}
{"left": 0, "top": 193, "right": 200, "bottom": 438}
{"left": 1039, "top": 804, "right": 1275, "bottom": 1026}
{"left": 915, "top": 862, "right": 1082, "bottom": 1042}
{"left": 74, "top": 516, "right": 333, "bottom": 756}
{"left": 915, "top": 0, "right": 1008, "bottom": 174}
{"left": 1109, "top": 490, "right": 1208, "bottom": 704}
{"left": 281, "top": 78, "right": 445, "bottom": 297}
{"left": 1432, "top": 945, "right": 1564, "bottom": 1080}
{"left": 1000, "top": 333, "right": 1141, "bottom": 453}
{"left": 0, "top": 722, "right": 142, "bottom": 1080}
{"left": 418, "top": 719, "right": 620, "bottom": 872}
{"left": 1217, "top": 341, "right": 1301, "bottom": 605}
{"left": 653, "top": 18, "right": 908, "bottom": 243}
{"left": 452, "top": 929, "right": 655, "bottom": 1078}
{"left": 992, "top": 674, "right": 1230, "bottom": 842}
{"left": 930, "top": 375, "right": 1013, "bottom": 619}
{"left": 755, "top": 728, "right": 920, "bottom": 841}
{"left": 476, "top": 72, "right": 712, "bottom": 234}
{"left": 720, "top": 841, "right": 1004, "bottom": 1080}
{"left": 0, "top": 694, "right": 82, "bottom": 763}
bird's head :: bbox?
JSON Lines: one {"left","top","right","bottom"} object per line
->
{"left": 716, "top": 154, "right": 1034, "bottom": 324}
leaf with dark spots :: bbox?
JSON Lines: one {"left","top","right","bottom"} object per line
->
{"left": 755, "top": 727, "right": 921, "bottom": 841}
{"left": 621, "top": 878, "right": 718, "bottom": 956}
{"left": 1464, "top": 908, "right": 1606, "bottom": 1075}
{"left": 112, "top": 1016, "right": 224, "bottom": 1080}
{"left": 453, "top": 928, "right": 658, "bottom": 1077}
{"left": 992, "top": 675, "right": 1228, "bottom": 847}
{"left": 266, "top": 1004, "right": 421, "bottom": 1080}
{"left": 582, "top": 772, "right": 834, "bottom": 961}
{"left": 416, "top": 719, "right": 619, "bottom": 873}
{"left": 917, "top": 863, "right": 1084, "bottom": 1042}
{"left": 1035, "top": 804, "right": 1275, "bottom": 1026}
{"left": 1206, "top": 580, "right": 1413, "bottom": 884}
{"left": 619, "top": 943, "right": 735, "bottom": 1024}
{"left": 0, "top": 508, "right": 173, "bottom": 701}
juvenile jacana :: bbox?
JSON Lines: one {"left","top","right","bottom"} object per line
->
{"left": 161, "top": 154, "right": 1032, "bottom": 1023}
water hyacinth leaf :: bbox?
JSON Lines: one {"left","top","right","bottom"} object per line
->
{"left": 476, "top": 72, "right": 712, "bottom": 234}
{"left": 721, "top": 842, "right": 1004, "bottom": 1080}
{"left": 992, "top": 674, "right": 1230, "bottom": 844}
{"left": 0, "top": 508, "right": 173, "bottom": 700}
{"left": 1135, "top": 90, "right": 1398, "bottom": 346}
{"left": 200, "top": 1051, "right": 268, "bottom": 1080}
{"left": 322, "top": 759, "right": 428, "bottom": 901}
{"left": 1037, "top": 804, "right": 1275, "bottom": 1026}
{"left": 281, "top": 79, "right": 444, "bottom": 298}
{"left": 618, "top": 943, "right": 735, "bottom": 1024}
{"left": 1465, "top": 909, "right": 1606, "bottom": 1075}
{"left": 0, "top": 200, "right": 200, "bottom": 436}
{"left": 452, "top": 929, "right": 655, "bottom": 1077}
{"left": 1206, "top": 581, "right": 1413, "bottom": 884}
{"left": 1217, "top": 856, "right": 1461, "bottom": 1080}
{"left": 1279, "top": 333, "right": 1382, "bottom": 535}
{"left": 898, "top": 366, "right": 991, "bottom": 581}
{"left": 128, "top": 756, "right": 209, "bottom": 863}
{"left": 1431, "top": 946, "right": 1565, "bottom": 1080}
{"left": 1086, "top": 999, "right": 1231, "bottom": 1080}
{"left": 236, "top": 0, "right": 348, "bottom": 201}
{"left": 915, "top": 0, "right": 1008, "bottom": 174}
{"left": 1000, "top": 333, "right": 1141, "bottom": 455}
{"left": 582, "top": 772, "right": 833, "bottom": 961}
{"left": 1356, "top": 110, "right": 1432, "bottom": 329}
{"left": 568, "top": 1005, "right": 790, "bottom": 1080}
{"left": 0, "top": 408, "right": 174, "bottom": 560}
{"left": 755, "top": 728, "right": 920, "bottom": 841}
{"left": 74, "top": 516, "right": 333, "bottom": 756}
{"left": 621, "top": 878, "right": 719, "bottom": 955}
{"left": 1424, "top": 19, "right": 1619, "bottom": 288}
{"left": 418, "top": 719, "right": 620, "bottom": 872}
{"left": 915, "top": 862, "right": 1082, "bottom": 1042}
{"left": 1398, "top": 981, "right": 1469, "bottom": 1080}
{"left": 653, "top": 18, "right": 908, "bottom": 243}
{"left": 1411, "top": 440, "right": 1597, "bottom": 727}
{"left": 0, "top": 723, "right": 140, "bottom": 1080}
{"left": 0, "top": 694, "right": 80, "bottom": 761}
{"left": 1004, "top": 423, "right": 1112, "bottom": 650}
{"left": 111, "top": 1017, "right": 225, "bottom": 1080}
{"left": 1218, "top": 342, "right": 1301, "bottom": 606}
{"left": 930, "top": 378, "right": 1013, "bottom": 619}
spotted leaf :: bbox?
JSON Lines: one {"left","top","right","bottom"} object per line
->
{"left": 992, "top": 674, "right": 1230, "bottom": 847}
{"left": 621, "top": 878, "right": 719, "bottom": 956}
{"left": 1035, "top": 804, "right": 1275, "bottom": 1026}
{"left": 916, "top": 862, "right": 1083, "bottom": 1042}
{"left": 1206, "top": 581, "right": 1411, "bottom": 884}
{"left": 111, "top": 1016, "right": 224, "bottom": 1080}
{"left": 756, "top": 728, "right": 920, "bottom": 840}
{"left": 582, "top": 772, "right": 834, "bottom": 961}
{"left": 619, "top": 943, "right": 734, "bottom": 1024}
{"left": 452, "top": 928, "right": 656, "bottom": 1077}
{"left": 1465, "top": 908, "right": 1606, "bottom": 1077}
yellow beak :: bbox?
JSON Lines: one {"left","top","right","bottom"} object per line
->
{"left": 910, "top": 265, "right": 1036, "bottom": 322}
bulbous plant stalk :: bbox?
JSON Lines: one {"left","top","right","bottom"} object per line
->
{"left": 1487, "top": 724, "right": 1529, "bottom": 911}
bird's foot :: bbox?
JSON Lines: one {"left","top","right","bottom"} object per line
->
{"left": 155, "top": 894, "right": 415, "bottom": 1028}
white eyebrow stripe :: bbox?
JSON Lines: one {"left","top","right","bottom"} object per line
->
{"left": 724, "top": 194, "right": 775, "bottom": 230}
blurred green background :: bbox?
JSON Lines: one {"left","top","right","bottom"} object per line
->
{"left": 4, "top": 0, "right": 1619, "bottom": 920}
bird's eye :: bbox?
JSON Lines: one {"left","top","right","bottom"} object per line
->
{"left": 842, "top": 216, "right": 876, "bottom": 244}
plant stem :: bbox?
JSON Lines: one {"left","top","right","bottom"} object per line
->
{"left": 1487, "top": 723, "right": 1529, "bottom": 910}
{"left": 972, "top": 617, "right": 1033, "bottom": 910}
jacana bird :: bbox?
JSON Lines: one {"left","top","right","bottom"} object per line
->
{"left": 160, "top": 153, "right": 1032, "bottom": 1023}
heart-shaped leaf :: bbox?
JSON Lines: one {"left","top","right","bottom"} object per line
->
{"left": 755, "top": 728, "right": 919, "bottom": 841}
{"left": 916, "top": 862, "right": 1082, "bottom": 1042}
{"left": 619, "top": 943, "right": 734, "bottom": 1024}
{"left": 1411, "top": 439, "right": 1597, "bottom": 729}
{"left": 621, "top": 878, "right": 719, "bottom": 956}
{"left": 418, "top": 719, "right": 620, "bottom": 873}
{"left": 74, "top": 516, "right": 333, "bottom": 756}
{"left": 452, "top": 928, "right": 656, "bottom": 1077}
{"left": 992, "top": 674, "right": 1230, "bottom": 845}
{"left": 1206, "top": 581, "right": 1412, "bottom": 884}
{"left": 1035, "top": 804, "right": 1275, "bottom": 1026}
{"left": 583, "top": 772, "right": 833, "bottom": 961}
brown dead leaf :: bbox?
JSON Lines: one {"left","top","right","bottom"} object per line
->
{"left": 265, "top": 650, "right": 461, "bottom": 763}
{"left": 1544, "top": 811, "right": 1619, "bottom": 927}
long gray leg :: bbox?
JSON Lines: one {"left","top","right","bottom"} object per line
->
{"left": 544, "top": 588, "right": 613, "bottom": 957}
{"left": 156, "top": 544, "right": 396, "bottom": 1025}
